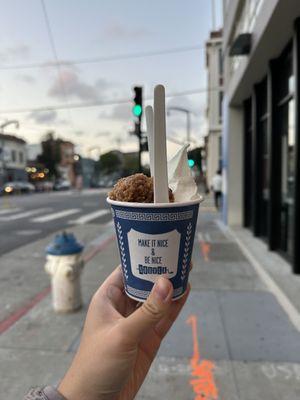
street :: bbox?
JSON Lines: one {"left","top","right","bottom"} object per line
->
{"left": 1, "top": 193, "right": 300, "bottom": 399}
{"left": 0, "top": 189, "right": 111, "bottom": 256}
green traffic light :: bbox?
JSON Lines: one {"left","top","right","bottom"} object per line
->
{"left": 188, "top": 159, "right": 195, "bottom": 168}
{"left": 132, "top": 104, "right": 142, "bottom": 117}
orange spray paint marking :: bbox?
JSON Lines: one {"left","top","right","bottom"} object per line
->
{"left": 186, "top": 315, "right": 219, "bottom": 399}
{"left": 200, "top": 240, "right": 211, "bottom": 262}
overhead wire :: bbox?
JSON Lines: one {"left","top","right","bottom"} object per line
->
{"left": 0, "top": 87, "right": 219, "bottom": 114}
{"left": 40, "top": 0, "right": 75, "bottom": 130}
{"left": 0, "top": 45, "right": 205, "bottom": 71}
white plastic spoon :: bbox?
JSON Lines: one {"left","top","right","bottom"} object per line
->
{"left": 145, "top": 105, "right": 154, "bottom": 177}
{"left": 153, "top": 84, "right": 169, "bottom": 203}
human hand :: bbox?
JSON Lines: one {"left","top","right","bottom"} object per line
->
{"left": 58, "top": 266, "right": 190, "bottom": 400}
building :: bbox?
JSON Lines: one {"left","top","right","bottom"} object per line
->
{"left": 57, "top": 140, "right": 75, "bottom": 184}
{"left": 80, "top": 158, "right": 96, "bottom": 188}
{"left": 39, "top": 134, "right": 75, "bottom": 184}
{"left": 0, "top": 133, "right": 27, "bottom": 185}
{"left": 222, "top": 0, "right": 300, "bottom": 272}
{"left": 205, "top": 29, "right": 223, "bottom": 188}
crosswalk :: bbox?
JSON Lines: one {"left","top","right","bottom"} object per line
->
{"left": 0, "top": 207, "right": 111, "bottom": 226}
{"left": 32, "top": 209, "right": 81, "bottom": 223}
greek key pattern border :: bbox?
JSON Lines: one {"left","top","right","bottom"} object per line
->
{"left": 126, "top": 285, "right": 150, "bottom": 299}
{"left": 115, "top": 209, "right": 193, "bottom": 222}
{"left": 126, "top": 285, "right": 184, "bottom": 300}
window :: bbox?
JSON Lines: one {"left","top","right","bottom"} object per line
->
{"left": 276, "top": 44, "right": 295, "bottom": 260}
{"left": 19, "top": 151, "right": 24, "bottom": 163}
{"left": 11, "top": 150, "right": 16, "bottom": 162}
{"left": 218, "top": 48, "right": 223, "bottom": 77}
{"left": 256, "top": 78, "right": 269, "bottom": 239}
{"left": 243, "top": 98, "right": 253, "bottom": 228}
{"left": 219, "top": 92, "right": 223, "bottom": 123}
{"left": 229, "top": 0, "right": 264, "bottom": 74}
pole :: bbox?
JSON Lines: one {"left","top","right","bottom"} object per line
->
{"left": 187, "top": 112, "right": 191, "bottom": 143}
{"left": 167, "top": 107, "right": 193, "bottom": 144}
{"left": 0, "top": 131, "right": 4, "bottom": 186}
{"left": 138, "top": 126, "right": 142, "bottom": 172}
{"left": 211, "top": 0, "right": 216, "bottom": 30}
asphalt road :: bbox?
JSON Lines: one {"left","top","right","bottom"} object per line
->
{"left": 0, "top": 189, "right": 112, "bottom": 256}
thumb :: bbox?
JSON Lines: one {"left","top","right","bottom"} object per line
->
{"left": 121, "top": 277, "right": 173, "bottom": 342}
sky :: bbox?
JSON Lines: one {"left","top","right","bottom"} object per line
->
{"left": 0, "top": 0, "right": 222, "bottom": 159}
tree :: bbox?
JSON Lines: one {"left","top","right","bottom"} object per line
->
{"left": 123, "top": 152, "right": 139, "bottom": 175}
{"left": 37, "top": 132, "right": 61, "bottom": 179}
{"left": 97, "top": 151, "right": 122, "bottom": 174}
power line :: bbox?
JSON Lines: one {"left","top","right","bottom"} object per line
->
{"left": 0, "top": 45, "right": 204, "bottom": 71}
{"left": 40, "top": 0, "right": 75, "bottom": 130}
{"left": 0, "top": 87, "right": 218, "bottom": 114}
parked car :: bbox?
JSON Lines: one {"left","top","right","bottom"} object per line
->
{"left": 3, "top": 181, "right": 35, "bottom": 194}
{"left": 35, "top": 181, "right": 54, "bottom": 192}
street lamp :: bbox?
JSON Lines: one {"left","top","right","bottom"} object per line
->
{"left": 0, "top": 120, "right": 20, "bottom": 184}
{"left": 167, "top": 107, "right": 194, "bottom": 143}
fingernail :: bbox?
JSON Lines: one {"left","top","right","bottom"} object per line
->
{"left": 153, "top": 277, "right": 171, "bottom": 302}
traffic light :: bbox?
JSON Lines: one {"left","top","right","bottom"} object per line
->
{"left": 132, "top": 86, "right": 143, "bottom": 119}
{"left": 187, "top": 147, "right": 202, "bottom": 171}
{"left": 188, "top": 159, "right": 195, "bottom": 168}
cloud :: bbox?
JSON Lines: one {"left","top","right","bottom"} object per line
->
{"left": 99, "top": 103, "right": 132, "bottom": 121}
{"left": 28, "top": 110, "right": 58, "bottom": 124}
{"left": 0, "top": 44, "right": 30, "bottom": 62}
{"left": 48, "top": 68, "right": 98, "bottom": 101}
{"left": 48, "top": 68, "right": 114, "bottom": 102}
{"left": 15, "top": 74, "right": 36, "bottom": 84}
{"left": 74, "top": 130, "right": 84, "bottom": 136}
{"left": 95, "top": 131, "right": 111, "bottom": 137}
{"left": 103, "top": 20, "right": 149, "bottom": 40}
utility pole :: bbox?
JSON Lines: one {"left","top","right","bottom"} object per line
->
{"left": 167, "top": 107, "right": 194, "bottom": 143}
{"left": 211, "top": 0, "right": 216, "bottom": 30}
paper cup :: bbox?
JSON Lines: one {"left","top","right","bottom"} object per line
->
{"left": 107, "top": 197, "right": 203, "bottom": 302}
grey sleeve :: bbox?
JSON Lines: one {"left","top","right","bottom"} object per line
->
{"left": 23, "top": 386, "right": 66, "bottom": 400}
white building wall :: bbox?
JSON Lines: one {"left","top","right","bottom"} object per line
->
{"left": 0, "top": 138, "right": 27, "bottom": 184}
{"left": 1, "top": 140, "right": 27, "bottom": 170}
{"left": 206, "top": 34, "right": 223, "bottom": 187}
{"left": 222, "top": 0, "right": 300, "bottom": 226}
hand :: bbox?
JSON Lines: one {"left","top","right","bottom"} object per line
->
{"left": 58, "top": 266, "right": 190, "bottom": 400}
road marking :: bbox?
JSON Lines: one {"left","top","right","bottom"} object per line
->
{"left": 16, "top": 229, "right": 42, "bottom": 236}
{"left": 198, "top": 233, "right": 211, "bottom": 262}
{"left": 32, "top": 208, "right": 80, "bottom": 223}
{"left": 215, "top": 219, "right": 300, "bottom": 332}
{"left": 69, "top": 209, "right": 110, "bottom": 225}
{"left": 0, "top": 208, "right": 51, "bottom": 221}
{"left": 186, "top": 315, "right": 218, "bottom": 399}
{"left": 0, "top": 208, "right": 21, "bottom": 215}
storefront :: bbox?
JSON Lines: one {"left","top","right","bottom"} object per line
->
{"left": 242, "top": 21, "right": 300, "bottom": 271}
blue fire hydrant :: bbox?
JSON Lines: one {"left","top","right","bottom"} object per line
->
{"left": 45, "top": 232, "right": 84, "bottom": 312}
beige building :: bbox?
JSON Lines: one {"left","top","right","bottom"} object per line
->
{"left": 205, "top": 29, "right": 223, "bottom": 188}
{"left": 0, "top": 133, "right": 27, "bottom": 184}
{"left": 222, "top": 0, "right": 300, "bottom": 271}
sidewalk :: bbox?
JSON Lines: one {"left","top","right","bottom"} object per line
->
{"left": 1, "top": 202, "right": 300, "bottom": 399}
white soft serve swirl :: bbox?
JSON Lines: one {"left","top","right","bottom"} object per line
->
{"left": 168, "top": 144, "right": 200, "bottom": 202}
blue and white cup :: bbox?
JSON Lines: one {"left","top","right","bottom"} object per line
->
{"left": 107, "top": 197, "right": 202, "bottom": 302}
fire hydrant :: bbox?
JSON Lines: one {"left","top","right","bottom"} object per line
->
{"left": 45, "top": 232, "right": 84, "bottom": 312}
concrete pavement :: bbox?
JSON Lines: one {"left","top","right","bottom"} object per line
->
{"left": 1, "top": 199, "right": 300, "bottom": 399}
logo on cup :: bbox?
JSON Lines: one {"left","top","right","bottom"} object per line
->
{"left": 127, "top": 229, "right": 180, "bottom": 284}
